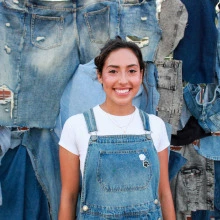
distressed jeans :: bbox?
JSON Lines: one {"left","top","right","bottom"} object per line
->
{"left": 155, "top": 0, "right": 188, "bottom": 61}
{"left": 156, "top": 60, "right": 183, "bottom": 134}
{"left": 22, "top": 129, "right": 61, "bottom": 220}
{"left": 0, "top": 0, "right": 161, "bottom": 128}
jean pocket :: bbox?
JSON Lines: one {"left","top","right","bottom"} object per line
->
{"left": 209, "top": 111, "right": 220, "bottom": 131}
{"left": 97, "top": 149, "right": 152, "bottom": 192}
{"left": 84, "top": 6, "right": 110, "bottom": 44}
{"left": 181, "top": 166, "right": 203, "bottom": 191}
{"left": 31, "top": 14, "right": 64, "bottom": 49}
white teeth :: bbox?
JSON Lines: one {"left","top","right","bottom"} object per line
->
{"left": 115, "top": 89, "right": 129, "bottom": 94}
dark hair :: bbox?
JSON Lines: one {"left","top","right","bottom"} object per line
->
{"left": 94, "top": 36, "right": 145, "bottom": 74}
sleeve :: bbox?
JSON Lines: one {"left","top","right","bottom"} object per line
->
{"left": 58, "top": 116, "right": 79, "bottom": 155}
{"left": 157, "top": 119, "right": 170, "bottom": 152}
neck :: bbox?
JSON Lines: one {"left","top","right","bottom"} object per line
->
{"left": 100, "top": 102, "right": 135, "bottom": 116}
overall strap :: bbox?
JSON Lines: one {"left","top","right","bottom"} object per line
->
{"left": 83, "top": 108, "right": 98, "bottom": 133}
{"left": 138, "top": 109, "right": 151, "bottom": 131}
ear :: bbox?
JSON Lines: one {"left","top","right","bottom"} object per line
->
{"left": 97, "top": 70, "right": 103, "bottom": 84}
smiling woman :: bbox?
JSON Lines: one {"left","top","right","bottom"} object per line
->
{"left": 58, "top": 36, "right": 176, "bottom": 220}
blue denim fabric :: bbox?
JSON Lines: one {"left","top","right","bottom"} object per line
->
{"left": 168, "top": 150, "right": 187, "bottom": 181}
{"left": 0, "top": 128, "right": 24, "bottom": 165}
{"left": 0, "top": 0, "right": 161, "bottom": 128}
{"left": 0, "top": 0, "right": 80, "bottom": 128}
{"left": 183, "top": 83, "right": 220, "bottom": 133}
{"left": 178, "top": 99, "right": 192, "bottom": 130}
{"left": 22, "top": 128, "right": 61, "bottom": 220}
{"left": 217, "top": 10, "right": 220, "bottom": 85}
{"left": 54, "top": 59, "right": 143, "bottom": 137}
{"left": 194, "top": 136, "right": 220, "bottom": 161}
{"left": 77, "top": 108, "right": 162, "bottom": 219}
{"left": 140, "top": 61, "right": 159, "bottom": 115}
{"left": 76, "top": 0, "right": 162, "bottom": 64}
{"left": 173, "top": 0, "right": 218, "bottom": 83}
{"left": 0, "top": 127, "right": 24, "bottom": 206}
{"left": 0, "top": 145, "right": 50, "bottom": 220}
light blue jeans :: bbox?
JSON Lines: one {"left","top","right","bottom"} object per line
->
{"left": 183, "top": 83, "right": 220, "bottom": 133}
{"left": 0, "top": 0, "right": 161, "bottom": 129}
{"left": 0, "top": 0, "right": 80, "bottom": 128}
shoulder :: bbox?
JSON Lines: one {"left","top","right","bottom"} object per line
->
{"left": 148, "top": 114, "right": 165, "bottom": 126}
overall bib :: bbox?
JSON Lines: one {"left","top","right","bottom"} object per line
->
{"left": 77, "top": 108, "right": 162, "bottom": 219}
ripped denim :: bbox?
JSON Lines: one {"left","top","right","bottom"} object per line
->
{"left": 0, "top": 0, "right": 161, "bottom": 128}
{"left": 155, "top": 0, "right": 188, "bottom": 61}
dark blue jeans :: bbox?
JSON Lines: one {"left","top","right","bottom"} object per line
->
{"left": 0, "top": 145, "right": 50, "bottom": 220}
{"left": 174, "top": 0, "right": 218, "bottom": 83}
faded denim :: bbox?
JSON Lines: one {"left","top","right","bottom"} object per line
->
{"left": 183, "top": 83, "right": 220, "bottom": 133}
{"left": 156, "top": 60, "right": 183, "bottom": 134}
{"left": 0, "top": 145, "right": 50, "bottom": 220}
{"left": 54, "top": 59, "right": 143, "bottom": 137}
{"left": 0, "top": 0, "right": 161, "bottom": 128}
{"left": 77, "top": 108, "right": 162, "bottom": 219}
{"left": 0, "top": 0, "right": 80, "bottom": 128}
{"left": 170, "top": 144, "right": 215, "bottom": 212}
{"left": 194, "top": 136, "right": 220, "bottom": 161}
{"left": 173, "top": 0, "right": 218, "bottom": 83}
{"left": 76, "top": 0, "right": 162, "bottom": 64}
{"left": 22, "top": 128, "right": 61, "bottom": 220}
{"left": 155, "top": 0, "right": 188, "bottom": 61}
{"left": 140, "top": 61, "right": 159, "bottom": 115}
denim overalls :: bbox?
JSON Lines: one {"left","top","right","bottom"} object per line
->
{"left": 77, "top": 108, "right": 162, "bottom": 219}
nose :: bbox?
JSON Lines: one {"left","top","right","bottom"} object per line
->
{"left": 118, "top": 72, "right": 128, "bottom": 84}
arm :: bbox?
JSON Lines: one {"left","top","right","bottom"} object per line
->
{"left": 158, "top": 148, "right": 176, "bottom": 220}
{"left": 59, "top": 146, "right": 80, "bottom": 220}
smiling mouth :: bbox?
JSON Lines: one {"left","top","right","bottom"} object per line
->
{"left": 114, "top": 89, "right": 130, "bottom": 94}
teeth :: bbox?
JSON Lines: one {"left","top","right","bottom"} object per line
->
{"left": 115, "top": 89, "right": 129, "bottom": 94}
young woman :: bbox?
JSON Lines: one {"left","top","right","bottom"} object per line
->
{"left": 58, "top": 37, "right": 176, "bottom": 220}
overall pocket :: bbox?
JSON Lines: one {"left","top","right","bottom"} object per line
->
{"left": 97, "top": 149, "right": 152, "bottom": 192}
{"left": 31, "top": 14, "right": 64, "bottom": 49}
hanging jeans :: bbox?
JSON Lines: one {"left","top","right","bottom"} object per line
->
{"left": 0, "top": 145, "right": 50, "bottom": 220}
{"left": 170, "top": 144, "right": 215, "bottom": 212}
{"left": 183, "top": 83, "right": 220, "bottom": 133}
{"left": 22, "top": 128, "right": 61, "bottom": 220}
{"left": 0, "top": 0, "right": 161, "bottom": 128}
{"left": 140, "top": 61, "right": 160, "bottom": 115}
{"left": 155, "top": 0, "right": 188, "bottom": 61}
{"left": 0, "top": 0, "right": 80, "bottom": 128}
{"left": 156, "top": 60, "right": 183, "bottom": 134}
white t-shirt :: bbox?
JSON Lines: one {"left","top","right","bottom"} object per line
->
{"left": 59, "top": 105, "right": 170, "bottom": 176}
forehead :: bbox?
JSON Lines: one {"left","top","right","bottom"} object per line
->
{"left": 104, "top": 48, "right": 139, "bottom": 67}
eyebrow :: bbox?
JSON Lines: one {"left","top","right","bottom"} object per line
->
{"left": 107, "top": 64, "right": 138, "bottom": 68}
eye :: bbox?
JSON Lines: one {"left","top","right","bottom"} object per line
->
{"left": 128, "top": 69, "right": 137, "bottom": 74}
{"left": 109, "top": 69, "right": 117, "bottom": 74}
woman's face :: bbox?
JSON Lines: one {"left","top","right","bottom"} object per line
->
{"left": 97, "top": 48, "right": 143, "bottom": 109}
